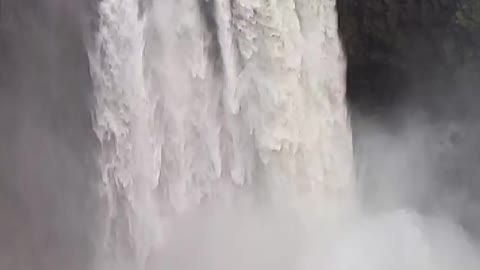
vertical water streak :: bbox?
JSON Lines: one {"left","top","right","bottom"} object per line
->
{"left": 89, "top": 0, "right": 161, "bottom": 268}
{"left": 228, "top": 0, "right": 354, "bottom": 213}
{"left": 145, "top": 0, "right": 236, "bottom": 212}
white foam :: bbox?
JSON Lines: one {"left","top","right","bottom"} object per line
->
{"left": 89, "top": 0, "right": 354, "bottom": 268}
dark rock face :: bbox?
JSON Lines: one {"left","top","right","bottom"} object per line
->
{"left": 338, "top": 0, "right": 480, "bottom": 114}
{"left": 338, "top": 0, "right": 480, "bottom": 236}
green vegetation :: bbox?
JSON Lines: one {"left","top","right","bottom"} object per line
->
{"left": 455, "top": 0, "right": 480, "bottom": 30}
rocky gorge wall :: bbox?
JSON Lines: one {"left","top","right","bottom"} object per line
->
{"left": 338, "top": 0, "right": 480, "bottom": 115}
{"left": 338, "top": 0, "right": 480, "bottom": 237}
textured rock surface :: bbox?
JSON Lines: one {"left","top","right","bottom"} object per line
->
{"left": 338, "top": 0, "right": 480, "bottom": 114}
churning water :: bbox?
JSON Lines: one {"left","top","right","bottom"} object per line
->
{"left": 87, "top": 1, "right": 480, "bottom": 269}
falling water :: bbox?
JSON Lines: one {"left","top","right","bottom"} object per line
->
{"left": 89, "top": 0, "right": 354, "bottom": 269}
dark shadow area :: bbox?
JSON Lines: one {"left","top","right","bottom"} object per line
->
{"left": 338, "top": 0, "right": 480, "bottom": 237}
{"left": 0, "top": 0, "right": 99, "bottom": 269}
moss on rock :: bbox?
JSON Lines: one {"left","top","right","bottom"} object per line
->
{"left": 338, "top": 0, "right": 480, "bottom": 114}
{"left": 455, "top": 0, "right": 480, "bottom": 30}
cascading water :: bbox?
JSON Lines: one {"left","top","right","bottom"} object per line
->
{"left": 89, "top": 0, "right": 354, "bottom": 269}
{"left": 89, "top": 1, "right": 162, "bottom": 268}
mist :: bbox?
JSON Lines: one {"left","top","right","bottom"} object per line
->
{"left": 141, "top": 105, "right": 480, "bottom": 270}
{"left": 147, "top": 119, "right": 480, "bottom": 270}
{"left": 0, "top": 0, "right": 98, "bottom": 269}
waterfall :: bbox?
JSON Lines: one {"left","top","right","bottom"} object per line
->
{"left": 88, "top": 0, "right": 354, "bottom": 269}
